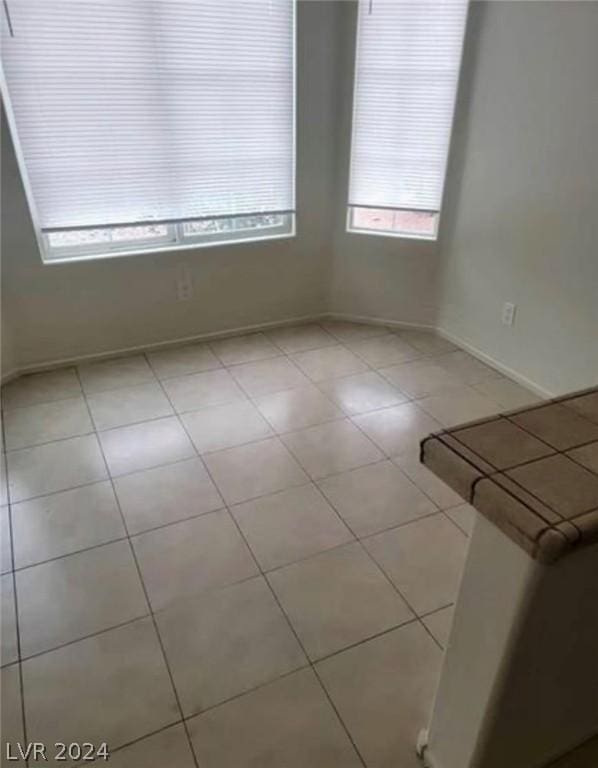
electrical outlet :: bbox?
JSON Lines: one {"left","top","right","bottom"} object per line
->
{"left": 176, "top": 263, "right": 193, "bottom": 301}
{"left": 502, "top": 302, "right": 516, "bottom": 326}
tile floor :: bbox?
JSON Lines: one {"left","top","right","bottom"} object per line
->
{"left": 0, "top": 321, "right": 541, "bottom": 767}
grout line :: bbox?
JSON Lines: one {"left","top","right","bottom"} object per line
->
{"left": 153, "top": 349, "right": 369, "bottom": 765}
{"left": 224, "top": 493, "right": 368, "bottom": 768}
{"left": 1, "top": 325, "right": 513, "bottom": 760}
{"left": 17, "top": 614, "right": 152, "bottom": 665}
{"left": 442, "top": 507, "right": 473, "bottom": 538}
{"left": 313, "top": 454, "right": 449, "bottom": 653}
{"left": 74, "top": 366, "right": 202, "bottom": 768}
{"left": 1, "top": 414, "right": 29, "bottom": 765}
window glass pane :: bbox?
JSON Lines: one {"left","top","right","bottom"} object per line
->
{"left": 182, "top": 214, "right": 285, "bottom": 238}
{"left": 47, "top": 225, "right": 170, "bottom": 250}
{"left": 44, "top": 215, "right": 294, "bottom": 261}
{"left": 1, "top": 0, "right": 296, "bottom": 262}
{"left": 347, "top": 0, "right": 467, "bottom": 239}
{"left": 350, "top": 207, "right": 438, "bottom": 238}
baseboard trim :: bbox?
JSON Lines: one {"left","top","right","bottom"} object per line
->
{"left": 1, "top": 313, "right": 324, "bottom": 383}
{"left": 323, "top": 311, "right": 436, "bottom": 333}
{"left": 435, "top": 327, "right": 555, "bottom": 400}
{"left": 322, "top": 312, "right": 555, "bottom": 398}
{"left": 2, "top": 311, "right": 557, "bottom": 400}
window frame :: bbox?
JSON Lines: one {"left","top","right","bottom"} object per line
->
{"left": 346, "top": 206, "right": 439, "bottom": 242}
{"left": 345, "top": 0, "right": 469, "bottom": 242}
{"left": 39, "top": 215, "right": 296, "bottom": 264}
{"left": 0, "top": 2, "right": 297, "bottom": 265}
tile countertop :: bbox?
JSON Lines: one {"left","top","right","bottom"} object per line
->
{"left": 421, "top": 387, "right": 598, "bottom": 564}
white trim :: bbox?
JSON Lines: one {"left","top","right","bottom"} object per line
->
{"left": 2, "top": 310, "right": 557, "bottom": 401}
{"left": 322, "top": 312, "right": 555, "bottom": 399}
{"left": 1, "top": 314, "right": 324, "bottom": 382}
{"left": 322, "top": 311, "right": 436, "bottom": 333}
{"left": 43, "top": 226, "right": 296, "bottom": 265}
{"left": 435, "top": 326, "right": 555, "bottom": 400}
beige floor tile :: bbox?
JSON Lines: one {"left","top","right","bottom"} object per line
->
{"left": 379, "top": 360, "right": 463, "bottom": 399}
{"left": 99, "top": 417, "right": 195, "bottom": 476}
{"left": 114, "top": 458, "right": 223, "bottom": 535}
{"left": 23, "top": 618, "right": 179, "bottom": 763}
{"left": 318, "top": 461, "right": 437, "bottom": 538}
{"left": 363, "top": 513, "right": 468, "bottom": 615}
{"left": 132, "top": 510, "right": 258, "bottom": 611}
{"left": 422, "top": 605, "right": 454, "bottom": 649}
{"left": 181, "top": 400, "right": 272, "bottom": 454}
{"left": 316, "top": 622, "right": 442, "bottom": 768}
{"left": 417, "top": 386, "right": 501, "bottom": 428}
{"left": 229, "top": 357, "right": 309, "bottom": 397}
{"left": 162, "top": 369, "right": 246, "bottom": 413}
{"left": 4, "top": 398, "right": 93, "bottom": 450}
{"left": 210, "top": 333, "right": 281, "bottom": 365}
{"left": 566, "top": 392, "right": 598, "bottom": 425}
{"left": 321, "top": 319, "right": 389, "bottom": 343}
{"left": 0, "top": 462, "right": 7, "bottom": 506}
{"left": 232, "top": 485, "right": 353, "bottom": 570}
{"left": 472, "top": 376, "right": 541, "bottom": 410}
{"left": 203, "top": 437, "right": 308, "bottom": 505}
{"left": 445, "top": 503, "right": 477, "bottom": 536}
{"left": 188, "top": 668, "right": 362, "bottom": 768}
{"left": 281, "top": 419, "right": 383, "bottom": 480}
{"left": 2, "top": 368, "right": 81, "bottom": 410}
{"left": 78, "top": 355, "right": 155, "bottom": 394}
{"left": 348, "top": 334, "right": 422, "bottom": 367}
{"left": 17, "top": 540, "right": 148, "bottom": 658}
{"left": 353, "top": 403, "right": 442, "bottom": 457}
{"left": 1, "top": 507, "right": 12, "bottom": 574}
{"left": 1, "top": 665, "right": 24, "bottom": 765}
{"left": 319, "top": 371, "right": 408, "bottom": 415}
{"left": 106, "top": 725, "right": 196, "bottom": 768}
{"left": 1, "top": 574, "right": 18, "bottom": 666}
{"left": 396, "top": 329, "right": 457, "bottom": 355}
{"left": 12, "top": 482, "right": 125, "bottom": 569}
{"left": 292, "top": 346, "right": 368, "bottom": 382}
{"left": 7, "top": 435, "right": 108, "bottom": 502}
{"left": 254, "top": 385, "right": 343, "bottom": 433}
{"left": 265, "top": 323, "right": 337, "bottom": 354}
{"left": 157, "top": 576, "right": 306, "bottom": 715}
{"left": 269, "top": 542, "right": 413, "bottom": 660}
{"left": 433, "top": 350, "right": 501, "bottom": 385}
{"left": 87, "top": 382, "right": 173, "bottom": 431}
{"left": 392, "top": 452, "right": 464, "bottom": 509}
{"left": 147, "top": 343, "right": 221, "bottom": 379}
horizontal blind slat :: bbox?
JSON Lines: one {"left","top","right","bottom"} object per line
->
{"left": 348, "top": 0, "right": 468, "bottom": 213}
{"left": 1, "top": 0, "right": 295, "bottom": 229}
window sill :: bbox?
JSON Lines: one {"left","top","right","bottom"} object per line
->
{"left": 346, "top": 226, "right": 438, "bottom": 243}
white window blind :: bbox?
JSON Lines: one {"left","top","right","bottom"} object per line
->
{"left": 348, "top": 0, "right": 468, "bottom": 236}
{"left": 1, "top": 0, "right": 295, "bottom": 237}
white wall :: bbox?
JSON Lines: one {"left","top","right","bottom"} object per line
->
{"left": 0, "top": 1, "right": 341, "bottom": 369}
{"left": 437, "top": 1, "right": 598, "bottom": 396}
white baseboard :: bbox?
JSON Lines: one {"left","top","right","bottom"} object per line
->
{"left": 322, "top": 311, "right": 436, "bottom": 333}
{"left": 324, "top": 312, "right": 554, "bottom": 397}
{"left": 435, "top": 327, "right": 555, "bottom": 400}
{"left": 2, "top": 311, "right": 557, "bottom": 400}
{"left": 0, "top": 313, "right": 324, "bottom": 383}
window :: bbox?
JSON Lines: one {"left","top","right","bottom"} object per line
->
{"left": 1, "top": 1, "right": 296, "bottom": 263}
{"left": 347, "top": 0, "right": 469, "bottom": 240}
